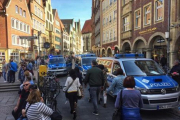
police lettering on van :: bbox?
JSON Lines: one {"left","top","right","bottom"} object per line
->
{"left": 48, "top": 55, "right": 71, "bottom": 75}
{"left": 97, "top": 54, "right": 180, "bottom": 110}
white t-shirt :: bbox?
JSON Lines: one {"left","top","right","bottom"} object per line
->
{"left": 64, "top": 77, "right": 81, "bottom": 92}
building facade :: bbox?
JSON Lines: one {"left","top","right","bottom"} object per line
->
{"left": 44, "top": 0, "right": 54, "bottom": 55}
{"left": 119, "top": 0, "right": 180, "bottom": 67}
{"left": 1, "top": 0, "right": 33, "bottom": 64}
{"left": 27, "top": 0, "right": 46, "bottom": 58}
{"left": 102, "top": 0, "right": 118, "bottom": 57}
{"left": 61, "top": 19, "right": 82, "bottom": 54}
{"left": 82, "top": 19, "right": 92, "bottom": 53}
{"left": 52, "top": 9, "right": 62, "bottom": 55}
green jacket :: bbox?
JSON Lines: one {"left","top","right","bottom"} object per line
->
{"left": 85, "top": 66, "right": 104, "bottom": 87}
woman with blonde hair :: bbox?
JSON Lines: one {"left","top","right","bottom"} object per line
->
{"left": 24, "top": 90, "right": 53, "bottom": 120}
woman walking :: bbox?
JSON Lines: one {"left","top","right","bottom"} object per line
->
{"left": 64, "top": 69, "right": 81, "bottom": 119}
{"left": 115, "top": 76, "right": 143, "bottom": 120}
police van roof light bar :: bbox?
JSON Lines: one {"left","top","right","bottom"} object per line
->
{"left": 114, "top": 54, "right": 144, "bottom": 59}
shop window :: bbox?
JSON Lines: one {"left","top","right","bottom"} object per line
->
{"left": 10, "top": 52, "right": 19, "bottom": 63}
{"left": 15, "top": 5, "right": 18, "bottom": 13}
{"left": 135, "top": 9, "right": 141, "bottom": 29}
{"left": 0, "top": 52, "right": 5, "bottom": 71}
{"left": 144, "top": 4, "right": 151, "bottom": 26}
{"left": 155, "top": 0, "right": 163, "bottom": 21}
{"left": 123, "top": 16, "right": 130, "bottom": 31}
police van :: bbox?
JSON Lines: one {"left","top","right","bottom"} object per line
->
{"left": 47, "top": 55, "right": 71, "bottom": 75}
{"left": 76, "top": 54, "right": 97, "bottom": 79}
{"left": 97, "top": 54, "right": 180, "bottom": 110}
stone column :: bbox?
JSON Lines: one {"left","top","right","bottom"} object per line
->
{"left": 170, "top": 51, "right": 178, "bottom": 68}
{"left": 146, "top": 48, "right": 152, "bottom": 59}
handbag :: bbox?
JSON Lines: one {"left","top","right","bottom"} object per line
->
{"left": 112, "top": 90, "right": 123, "bottom": 120}
{"left": 77, "top": 87, "right": 83, "bottom": 99}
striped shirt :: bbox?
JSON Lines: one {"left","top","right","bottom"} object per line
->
{"left": 26, "top": 102, "right": 53, "bottom": 120}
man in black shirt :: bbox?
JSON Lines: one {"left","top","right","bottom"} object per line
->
{"left": 12, "top": 80, "right": 30, "bottom": 120}
{"left": 170, "top": 60, "right": 180, "bottom": 85}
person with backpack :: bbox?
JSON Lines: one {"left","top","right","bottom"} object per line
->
{"left": 9, "top": 59, "right": 18, "bottom": 83}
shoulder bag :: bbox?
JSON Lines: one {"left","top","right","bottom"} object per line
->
{"left": 112, "top": 90, "right": 123, "bottom": 120}
{"left": 50, "top": 109, "right": 62, "bottom": 120}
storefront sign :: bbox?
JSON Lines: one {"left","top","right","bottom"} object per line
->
{"left": 139, "top": 27, "right": 157, "bottom": 35}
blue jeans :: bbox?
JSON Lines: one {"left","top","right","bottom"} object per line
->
{"left": 90, "top": 87, "right": 101, "bottom": 112}
{"left": 2, "top": 72, "right": 6, "bottom": 81}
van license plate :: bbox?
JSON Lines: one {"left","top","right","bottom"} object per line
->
{"left": 159, "top": 105, "right": 172, "bottom": 109}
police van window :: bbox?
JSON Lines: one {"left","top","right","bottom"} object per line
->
{"left": 122, "top": 60, "right": 165, "bottom": 76}
{"left": 49, "top": 58, "right": 65, "bottom": 64}
{"left": 112, "top": 62, "right": 121, "bottom": 75}
{"left": 82, "top": 58, "right": 96, "bottom": 66}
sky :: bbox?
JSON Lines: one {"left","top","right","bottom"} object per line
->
{"left": 51, "top": 0, "right": 92, "bottom": 29}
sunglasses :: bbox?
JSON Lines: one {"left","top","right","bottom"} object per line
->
{"left": 23, "top": 84, "right": 29, "bottom": 87}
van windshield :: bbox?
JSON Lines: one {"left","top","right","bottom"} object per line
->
{"left": 82, "top": 58, "right": 97, "bottom": 66}
{"left": 49, "top": 58, "right": 65, "bottom": 64}
{"left": 122, "top": 60, "right": 165, "bottom": 76}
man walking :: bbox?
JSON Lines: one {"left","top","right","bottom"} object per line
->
{"left": 9, "top": 59, "right": 18, "bottom": 83}
{"left": 84, "top": 60, "right": 104, "bottom": 115}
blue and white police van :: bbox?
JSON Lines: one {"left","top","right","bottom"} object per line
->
{"left": 76, "top": 54, "right": 97, "bottom": 79}
{"left": 97, "top": 54, "right": 180, "bottom": 110}
{"left": 48, "top": 55, "right": 71, "bottom": 75}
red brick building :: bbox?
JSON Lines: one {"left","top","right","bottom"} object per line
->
{"left": 0, "top": 0, "right": 33, "bottom": 64}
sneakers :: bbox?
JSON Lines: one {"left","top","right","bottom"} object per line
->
{"left": 92, "top": 111, "right": 99, "bottom": 115}
{"left": 4, "top": 81, "right": 7, "bottom": 82}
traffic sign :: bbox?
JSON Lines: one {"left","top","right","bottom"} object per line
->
{"left": 44, "top": 42, "right": 50, "bottom": 49}
{"left": 19, "top": 36, "right": 38, "bottom": 40}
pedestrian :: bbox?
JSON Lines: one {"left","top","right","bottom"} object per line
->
{"left": 23, "top": 90, "right": 53, "bottom": 120}
{"left": 154, "top": 56, "right": 159, "bottom": 64}
{"left": 9, "top": 59, "right": 18, "bottom": 83}
{"left": 64, "top": 69, "right": 81, "bottom": 119}
{"left": 107, "top": 68, "right": 125, "bottom": 98}
{"left": 160, "top": 55, "right": 167, "bottom": 67}
{"left": 2, "top": 60, "right": 7, "bottom": 82}
{"left": 27, "top": 60, "right": 34, "bottom": 75}
{"left": 71, "top": 54, "right": 76, "bottom": 69}
{"left": 18, "top": 64, "right": 25, "bottom": 84}
{"left": 170, "top": 60, "right": 180, "bottom": 85}
{"left": 115, "top": 76, "right": 143, "bottom": 120}
{"left": 12, "top": 80, "right": 31, "bottom": 120}
{"left": 84, "top": 60, "right": 104, "bottom": 115}
{"left": 97, "top": 64, "right": 109, "bottom": 108}
{"left": 24, "top": 70, "right": 33, "bottom": 81}
{"left": 74, "top": 67, "right": 83, "bottom": 85}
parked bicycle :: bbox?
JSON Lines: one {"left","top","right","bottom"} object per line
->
{"left": 40, "top": 72, "right": 61, "bottom": 111}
